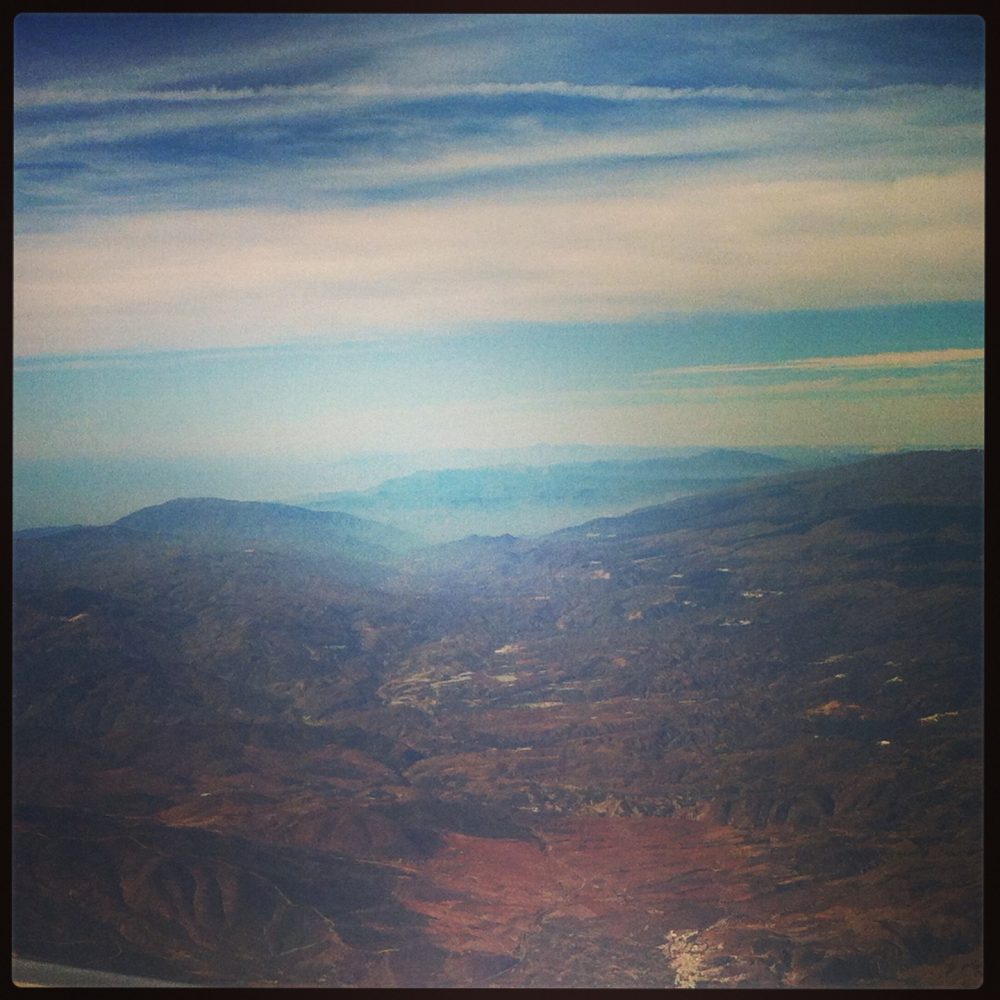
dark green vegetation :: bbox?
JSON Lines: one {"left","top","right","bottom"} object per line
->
{"left": 12, "top": 451, "right": 982, "bottom": 987}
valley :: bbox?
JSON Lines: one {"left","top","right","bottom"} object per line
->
{"left": 11, "top": 450, "right": 983, "bottom": 988}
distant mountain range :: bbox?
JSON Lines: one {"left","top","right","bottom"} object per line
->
{"left": 13, "top": 450, "right": 983, "bottom": 987}
{"left": 295, "top": 448, "right": 830, "bottom": 541}
{"left": 555, "top": 448, "right": 985, "bottom": 542}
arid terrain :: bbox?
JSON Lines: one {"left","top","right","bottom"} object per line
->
{"left": 12, "top": 450, "right": 983, "bottom": 988}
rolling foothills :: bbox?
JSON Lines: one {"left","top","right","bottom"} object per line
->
{"left": 12, "top": 450, "right": 982, "bottom": 988}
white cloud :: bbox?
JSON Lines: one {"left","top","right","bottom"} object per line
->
{"left": 15, "top": 80, "right": 804, "bottom": 110}
{"left": 13, "top": 168, "right": 982, "bottom": 357}
{"left": 15, "top": 14, "right": 447, "bottom": 96}
{"left": 15, "top": 80, "right": 982, "bottom": 163}
{"left": 643, "top": 348, "right": 984, "bottom": 380}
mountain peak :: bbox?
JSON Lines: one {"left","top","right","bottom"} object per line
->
{"left": 113, "top": 496, "right": 415, "bottom": 554}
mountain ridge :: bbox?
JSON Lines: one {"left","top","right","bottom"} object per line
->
{"left": 13, "top": 450, "right": 983, "bottom": 988}
{"left": 295, "top": 447, "right": 813, "bottom": 543}
{"left": 114, "top": 495, "right": 417, "bottom": 553}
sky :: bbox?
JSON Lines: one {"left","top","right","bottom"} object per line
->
{"left": 12, "top": 14, "right": 985, "bottom": 527}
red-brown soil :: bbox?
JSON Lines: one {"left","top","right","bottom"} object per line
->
{"left": 396, "top": 816, "right": 750, "bottom": 987}
{"left": 12, "top": 453, "right": 983, "bottom": 987}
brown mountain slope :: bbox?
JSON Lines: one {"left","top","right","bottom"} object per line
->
{"left": 12, "top": 450, "right": 982, "bottom": 987}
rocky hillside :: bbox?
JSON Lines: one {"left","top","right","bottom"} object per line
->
{"left": 12, "top": 451, "right": 983, "bottom": 987}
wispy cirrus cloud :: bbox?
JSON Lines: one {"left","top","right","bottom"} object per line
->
{"left": 17, "top": 78, "right": 984, "bottom": 118}
{"left": 11, "top": 13, "right": 985, "bottom": 475}
{"left": 15, "top": 80, "right": 803, "bottom": 110}
{"left": 15, "top": 80, "right": 981, "bottom": 163}
{"left": 14, "top": 77, "right": 982, "bottom": 267}
{"left": 643, "top": 348, "right": 984, "bottom": 380}
{"left": 14, "top": 13, "right": 983, "bottom": 227}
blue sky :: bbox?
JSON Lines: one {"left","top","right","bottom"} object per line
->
{"left": 12, "top": 14, "right": 984, "bottom": 524}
